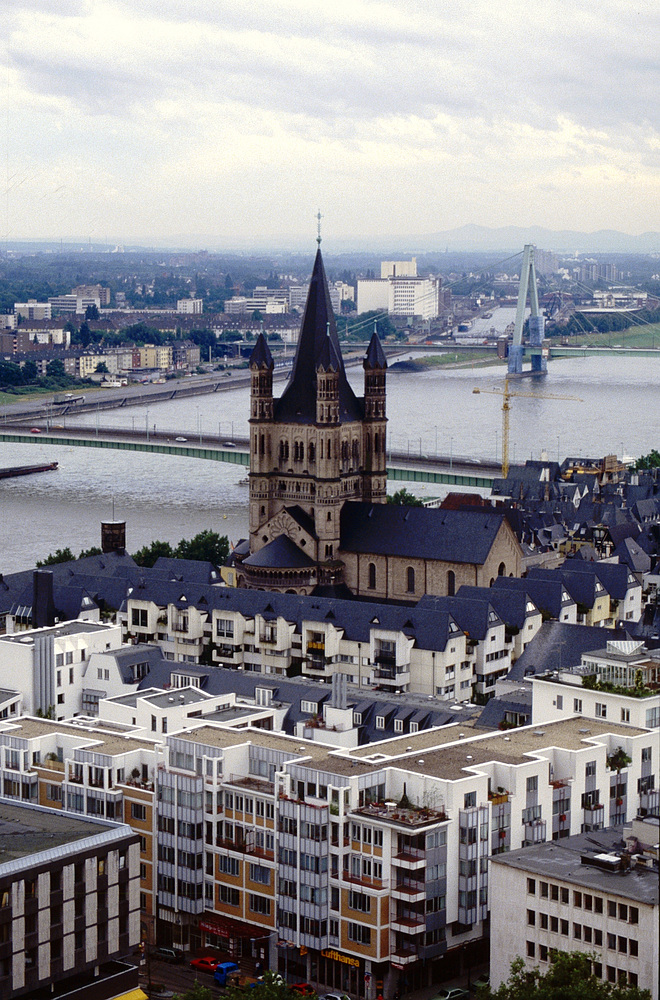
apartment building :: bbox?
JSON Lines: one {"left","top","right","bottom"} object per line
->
{"left": 120, "top": 585, "right": 532, "bottom": 702}
{"left": 490, "top": 829, "right": 658, "bottom": 998}
{"left": 0, "top": 621, "right": 124, "bottom": 719}
{"left": 0, "top": 799, "right": 140, "bottom": 1000}
{"left": 0, "top": 717, "right": 162, "bottom": 944}
{"left": 531, "top": 638, "right": 660, "bottom": 742}
{"left": 177, "top": 298, "right": 204, "bottom": 314}
{"left": 149, "top": 713, "right": 655, "bottom": 993}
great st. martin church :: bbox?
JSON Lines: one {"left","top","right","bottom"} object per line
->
{"left": 236, "top": 249, "right": 521, "bottom": 597}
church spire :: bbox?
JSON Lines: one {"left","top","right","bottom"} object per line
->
{"left": 274, "top": 248, "right": 361, "bottom": 424}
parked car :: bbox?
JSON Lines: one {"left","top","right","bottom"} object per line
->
{"left": 471, "top": 974, "right": 490, "bottom": 993}
{"left": 190, "top": 956, "right": 220, "bottom": 974}
{"left": 291, "top": 985, "right": 317, "bottom": 997}
{"left": 30, "top": 427, "right": 42, "bottom": 434}
{"left": 175, "top": 437, "right": 187, "bottom": 442}
{"left": 319, "top": 993, "right": 350, "bottom": 1000}
{"left": 431, "top": 989, "right": 470, "bottom": 1000}
{"left": 213, "top": 961, "right": 240, "bottom": 987}
{"left": 154, "top": 946, "right": 184, "bottom": 964}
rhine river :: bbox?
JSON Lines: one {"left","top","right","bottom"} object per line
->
{"left": 0, "top": 349, "right": 657, "bottom": 574}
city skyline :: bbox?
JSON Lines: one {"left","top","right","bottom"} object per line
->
{"left": 3, "top": 0, "right": 659, "bottom": 245}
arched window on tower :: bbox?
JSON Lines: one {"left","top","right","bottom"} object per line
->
{"left": 406, "top": 566, "right": 415, "bottom": 593}
{"left": 498, "top": 562, "right": 506, "bottom": 577}
{"left": 374, "top": 433, "right": 380, "bottom": 454}
{"left": 447, "top": 570, "right": 455, "bottom": 596}
{"left": 352, "top": 439, "right": 359, "bottom": 466}
{"left": 259, "top": 434, "right": 265, "bottom": 456}
{"left": 341, "top": 440, "right": 349, "bottom": 466}
{"left": 308, "top": 441, "right": 315, "bottom": 462}
{"left": 368, "top": 563, "right": 376, "bottom": 589}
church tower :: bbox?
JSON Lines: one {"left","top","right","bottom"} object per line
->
{"left": 243, "top": 248, "right": 387, "bottom": 592}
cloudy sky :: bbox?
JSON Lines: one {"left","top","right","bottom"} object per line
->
{"left": 3, "top": 0, "right": 658, "bottom": 246}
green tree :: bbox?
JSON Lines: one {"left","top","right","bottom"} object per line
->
{"left": 78, "top": 546, "right": 102, "bottom": 559}
{"left": 387, "top": 488, "right": 424, "bottom": 506}
{"left": 85, "top": 303, "right": 100, "bottom": 321}
{"left": 132, "top": 540, "right": 175, "bottom": 567}
{"left": 46, "top": 359, "right": 66, "bottom": 379}
{"left": 173, "top": 981, "right": 214, "bottom": 1000}
{"left": 95, "top": 362, "right": 109, "bottom": 373}
{"left": 175, "top": 530, "right": 229, "bottom": 564}
{"left": 225, "top": 971, "right": 302, "bottom": 1000}
{"left": 36, "top": 547, "right": 75, "bottom": 567}
{"left": 252, "top": 309, "right": 263, "bottom": 321}
{"left": 482, "top": 953, "right": 650, "bottom": 1000}
{"left": 635, "top": 449, "right": 660, "bottom": 470}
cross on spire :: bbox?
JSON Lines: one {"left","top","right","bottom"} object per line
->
{"left": 316, "top": 209, "right": 323, "bottom": 246}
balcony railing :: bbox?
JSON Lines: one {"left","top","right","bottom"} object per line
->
{"left": 341, "top": 871, "right": 388, "bottom": 891}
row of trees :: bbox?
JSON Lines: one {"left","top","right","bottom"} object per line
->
{"left": 36, "top": 531, "right": 230, "bottom": 570}
{"left": 0, "top": 358, "right": 81, "bottom": 393}
{"left": 563, "top": 307, "right": 660, "bottom": 336}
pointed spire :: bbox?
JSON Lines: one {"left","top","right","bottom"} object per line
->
{"left": 364, "top": 326, "right": 387, "bottom": 370}
{"left": 249, "top": 332, "right": 274, "bottom": 370}
{"left": 275, "top": 248, "right": 361, "bottom": 423}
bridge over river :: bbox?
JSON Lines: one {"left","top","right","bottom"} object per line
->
{"left": 0, "top": 425, "right": 499, "bottom": 490}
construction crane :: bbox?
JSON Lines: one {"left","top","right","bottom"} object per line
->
{"left": 472, "top": 378, "right": 583, "bottom": 479}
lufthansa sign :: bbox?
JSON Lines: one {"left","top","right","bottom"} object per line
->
{"left": 321, "top": 949, "right": 360, "bottom": 968}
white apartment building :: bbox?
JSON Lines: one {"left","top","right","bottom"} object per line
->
{"left": 13, "top": 300, "right": 52, "bottom": 320}
{"left": 357, "top": 275, "right": 441, "bottom": 319}
{"left": 0, "top": 621, "right": 125, "bottom": 719}
{"left": 490, "top": 833, "right": 658, "bottom": 998}
{"left": 177, "top": 298, "right": 204, "bottom": 314}
{"left": 381, "top": 258, "right": 418, "bottom": 278}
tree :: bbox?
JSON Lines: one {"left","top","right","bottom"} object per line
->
{"left": 482, "top": 953, "right": 650, "bottom": 1000}
{"left": 22, "top": 359, "right": 38, "bottom": 382}
{"left": 95, "top": 362, "right": 109, "bottom": 373}
{"left": 78, "top": 546, "right": 102, "bottom": 559}
{"left": 46, "top": 359, "right": 66, "bottom": 379}
{"left": 635, "top": 449, "right": 660, "bottom": 470}
{"left": 225, "top": 971, "right": 302, "bottom": 1000}
{"left": 85, "top": 303, "right": 100, "bottom": 320}
{"left": 36, "top": 547, "right": 75, "bottom": 567}
{"left": 387, "top": 487, "right": 424, "bottom": 506}
{"left": 173, "top": 982, "right": 214, "bottom": 1000}
{"left": 175, "top": 530, "right": 229, "bottom": 565}
{"left": 132, "top": 540, "right": 175, "bottom": 567}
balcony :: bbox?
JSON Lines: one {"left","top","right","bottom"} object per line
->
{"left": 391, "top": 881, "right": 425, "bottom": 902}
{"left": 389, "top": 944, "right": 419, "bottom": 966}
{"left": 374, "top": 651, "right": 396, "bottom": 666}
{"left": 306, "top": 642, "right": 325, "bottom": 653}
{"left": 393, "top": 846, "right": 426, "bottom": 869}
{"left": 391, "top": 914, "right": 425, "bottom": 935}
{"left": 341, "top": 871, "right": 388, "bottom": 892}
{"left": 353, "top": 802, "right": 448, "bottom": 828}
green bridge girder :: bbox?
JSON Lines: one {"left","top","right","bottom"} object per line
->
{"left": 0, "top": 431, "right": 495, "bottom": 489}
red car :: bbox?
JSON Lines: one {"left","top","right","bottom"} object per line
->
{"left": 30, "top": 427, "right": 42, "bottom": 434}
{"left": 291, "top": 986, "right": 317, "bottom": 997}
{"left": 190, "top": 956, "right": 220, "bottom": 974}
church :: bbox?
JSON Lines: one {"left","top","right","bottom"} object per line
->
{"left": 235, "top": 248, "right": 522, "bottom": 597}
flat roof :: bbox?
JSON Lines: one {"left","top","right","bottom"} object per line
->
{"left": 0, "top": 621, "right": 113, "bottom": 644}
{"left": 0, "top": 718, "right": 160, "bottom": 756}
{"left": 491, "top": 830, "right": 659, "bottom": 906}
{"left": 0, "top": 800, "right": 113, "bottom": 864}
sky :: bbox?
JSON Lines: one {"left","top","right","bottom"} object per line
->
{"left": 3, "top": 0, "right": 659, "bottom": 246}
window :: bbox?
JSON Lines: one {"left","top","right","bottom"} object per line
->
{"left": 629, "top": 939, "right": 638, "bottom": 956}
{"left": 574, "top": 698, "right": 582, "bottom": 713}
{"left": 560, "top": 919, "right": 569, "bottom": 935}
{"left": 551, "top": 885, "right": 559, "bottom": 901}
{"left": 368, "top": 563, "right": 376, "bottom": 590}
{"left": 394, "top": 719, "right": 403, "bottom": 733}
{"left": 585, "top": 760, "right": 597, "bottom": 777}
{"left": 218, "top": 856, "right": 240, "bottom": 876}
{"left": 464, "top": 791, "right": 476, "bottom": 808}
{"left": 540, "top": 881, "right": 549, "bottom": 898}
{"left": 550, "top": 916, "right": 558, "bottom": 932}
{"left": 595, "top": 703, "right": 606, "bottom": 719}
{"left": 347, "top": 923, "right": 371, "bottom": 945}
{"left": 607, "top": 933, "right": 616, "bottom": 950}
{"left": 641, "top": 746, "right": 652, "bottom": 762}
{"left": 249, "top": 894, "right": 271, "bottom": 916}
{"left": 561, "top": 887, "right": 569, "bottom": 904}
{"left": 527, "top": 909, "right": 535, "bottom": 926}
{"left": 608, "top": 901, "right": 617, "bottom": 917}
{"left": 621, "top": 708, "right": 630, "bottom": 723}
{"left": 447, "top": 570, "right": 455, "bottom": 596}
{"left": 629, "top": 907, "right": 638, "bottom": 924}
{"left": 406, "top": 566, "right": 415, "bottom": 593}
{"left": 131, "top": 803, "right": 146, "bottom": 821}
{"left": 584, "top": 926, "right": 592, "bottom": 943}
{"left": 527, "top": 878, "right": 536, "bottom": 895}
{"left": 249, "top": 864, "right": 270, "bottom": 886}
{"left": 594, "top": 929, "right": 603, "bottom": 946}
{"left": 526, "top": 776, "right": 538, "bottom": 793}
{"left": 540, "top": 913, "right": 548, "bottom": 929}
{"left": 218, "top": 885, "right": 240, "bottom": 906}
{"left": 526, "top": 941, "right": 535, "bottom": 958}
{"left": 348, "top": 890, "right": 371, "bottom": 913}
{"left": 132, "top": 608, "right": 148, "bottom": 628}
{"left": 539, "top": 945, "right": 548, "bottom": 962}
{"left": 375, "top": 716, "right": 384, "bottom": 730}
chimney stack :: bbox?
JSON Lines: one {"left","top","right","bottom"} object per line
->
{"left": 32, "top": 570, "right": 55, "bottom": 628}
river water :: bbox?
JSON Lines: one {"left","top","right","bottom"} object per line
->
{"left": 1, "top": 317, "right": 657, "bottom": 574}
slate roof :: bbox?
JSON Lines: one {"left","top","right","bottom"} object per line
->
{"left": 274, "top": 249, "right": 362, "bottom": 424}
{"left": 506, "top": 620, "right": 630, "bottom": 681}
{"left": 248, "top": 332, "right": 274, "bottom": 369}
{"left": 136, "top": 665, "right": 476, "bottom": 744}
{"left": 456, "top": 585, "right": 540, "bottom": 630}
{"left": 284, "top": 505, "right": 317, "bottom": 539}
{"left": 493, "top": 575, "right": 572, "bottom": 620}
{"left": 364, "top": 330, "right": 387, "bottom": 370}
{"left": 416, "top": 593, "right": 502, "bottom": 640}
{"left": 613, "top": 537, "right": 652, "bottom": 574}
{"left": 242, "top": 534, "right": 317, "bottom": 569}
{"left": 340, "top": 503, "right": 509, "bottom": 564}
{"left": 475, "top": 687, "right": 532, "bottom": 730}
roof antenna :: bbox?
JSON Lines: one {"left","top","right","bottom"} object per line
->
{"left": 316, "top": 209, "right": 323, "bottom": 247}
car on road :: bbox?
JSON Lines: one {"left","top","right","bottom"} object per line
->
{"left": 30, "top": 427, "right": 42, "bottom": 434}
{"left": 154, "top": 947, "right": 184, "bottom": 964}
{"left": 291, "top": 984, "right": 317, "bottom": 997}
{"left": 430, "top": 989, "right": 470, "bottom": 1000}
{"left": 223, "top": 441, "right": 236, "bottom": 448}
{"left": 319, "top": 993, "right": 351, "bottom": 1000}
{"left": 190, "top": 956, "right": 220, "bottom": 974}
{"left": 470, "top": 974, "right": 489, "bottom": 993}
{"left": 175, "top": 437, "right": 187, "bottom": 442}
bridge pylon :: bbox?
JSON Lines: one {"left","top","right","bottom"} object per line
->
{"left": 508, "top": 244, "right": 547, "bottom": 376}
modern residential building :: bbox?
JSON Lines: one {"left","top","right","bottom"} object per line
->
{"left": 489, "top": 828, "right": 659, "bottom": 998}
{"left": 177, "top": 298, "right": 204, "bottom": 314}
{"left": 13, "top": 300, "right": 52, "bottom": 320}
{"left": 0, "top": 798, "right": 141, "bottom": 1000}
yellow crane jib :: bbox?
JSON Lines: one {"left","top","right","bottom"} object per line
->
{"left": 472, "top": 377, "right": 583, "bottom": 479}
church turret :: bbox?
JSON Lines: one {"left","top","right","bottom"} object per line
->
{"left": 249, "top": 333, "right": 274, "bottom": 422}
{"left": 362, "top": 328, "right": 388, "bottom": 501}
{"left": 363, "top": 327, "right": 387, "bottom": 421}
{"left": 315, "top": 329, "right": 340, "bottom": 426}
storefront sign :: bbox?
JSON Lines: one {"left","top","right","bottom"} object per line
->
{"left": 321, "top": 949, "right": 360, "bottom": 969}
